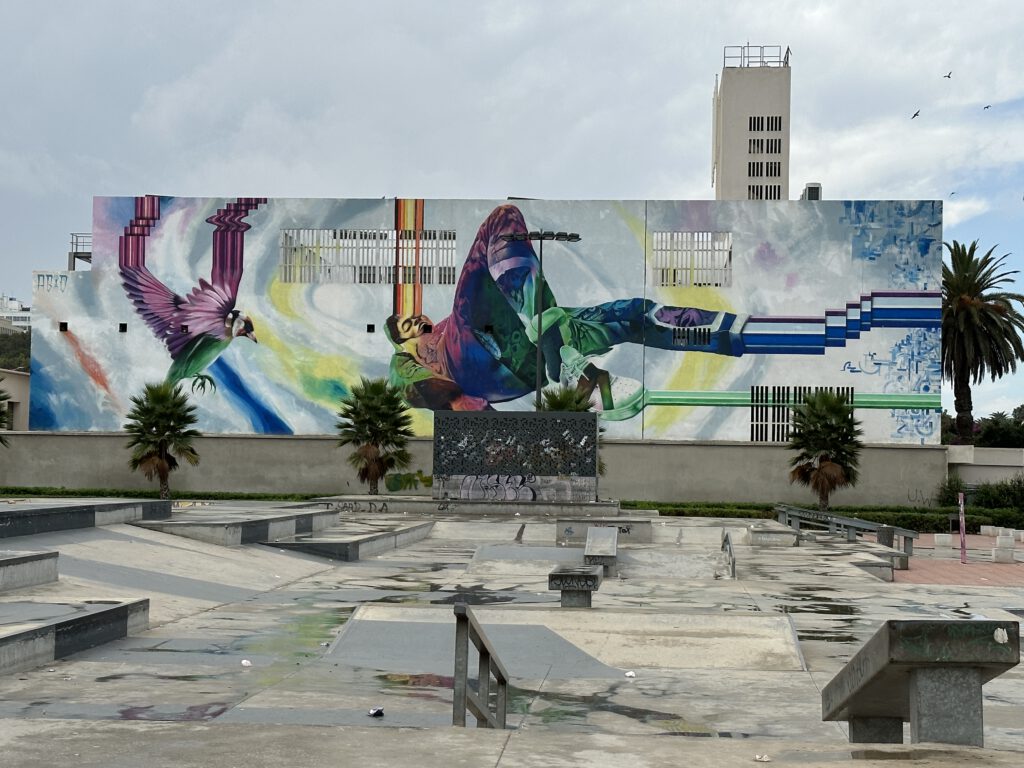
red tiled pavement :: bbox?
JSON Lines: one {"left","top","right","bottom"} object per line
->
{"left": 895, "top": 532, "right": 1024, "bottom": 586}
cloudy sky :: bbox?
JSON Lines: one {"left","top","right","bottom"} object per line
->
{"left": 2, "top": 0, "right": 1023, "bottom": 416}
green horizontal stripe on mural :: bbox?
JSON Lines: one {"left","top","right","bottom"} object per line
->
{"left": 643, "top": 391, "right": 941, "bottom": 410}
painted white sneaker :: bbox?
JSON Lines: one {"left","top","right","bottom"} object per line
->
{"left": 559, "top": 347, "right": 645, "bottom": 419}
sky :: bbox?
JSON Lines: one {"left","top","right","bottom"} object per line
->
{"left": 1, "top": 0, "right": 1022, "bottom": 417}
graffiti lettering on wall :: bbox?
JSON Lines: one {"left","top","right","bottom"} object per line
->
{"left": 461, "top": 474, "right": 538, "bottom": 501}
{"left": 840, "top": 328, "right": 940, "bottom": 444}
{"left": 335, "top": 500, "right": 389, "bottom": 514}
{"left": 35, "top": 272, "right": 68, "bottom": 293}
{"left": 434, "top": 473, "right": 597, "bottom": 503}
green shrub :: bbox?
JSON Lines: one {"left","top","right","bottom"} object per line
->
{"left": 971, "top": 474, "right": 1024, "bottom": 511}
{"left": 935, "top": 472, "right": 966, "bottom": 507}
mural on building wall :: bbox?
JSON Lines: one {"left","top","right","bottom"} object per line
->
{"left": 29, "top": 197, "right": 942, "bottom": 443}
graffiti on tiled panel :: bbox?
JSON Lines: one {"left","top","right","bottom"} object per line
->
{"left": 433, "top": 473, "right": 596, "bottom": 503}
{"left": 841, "top": 328, "right": 939, "bottom": 443}
{"left": 841, "top": 201, "right": 940, "bottom": 290}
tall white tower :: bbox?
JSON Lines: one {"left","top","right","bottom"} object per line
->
{"left": 712, "top": 45, "right": 791, "bottom": 201}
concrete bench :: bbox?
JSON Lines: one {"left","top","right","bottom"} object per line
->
{"left": 548, "top": 564, "right": 603, "bottom": 608}
{"left": 584, "top": 526, "right": 618, "bottom": 576}
{"left": 822, "top": 619, "right": 1020, "bottom": 746}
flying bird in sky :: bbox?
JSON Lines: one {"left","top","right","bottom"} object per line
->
{"left": 911, "top": 110, "right": 920, "bottom": 119}
{"left": 943, "top": 71, "right": 952, "bottom": 78}
{"left": 984, "top": 105, "right": 992, "bottom": 109}
{"left": 119, "top": 195, "right": 267, "bottom": 393}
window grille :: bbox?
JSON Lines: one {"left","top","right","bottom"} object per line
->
{"left": 750, "top": 385, "right": 855, "bottom": 442}
{"left": 651, "top": 231, "right": 733, "bottom": 287}
{"left": 279, "top": 228, "right": 457, "bottom": 285}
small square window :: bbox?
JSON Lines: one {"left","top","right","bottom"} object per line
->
{"left": 366, "top": 324, "right": 375, "bottom": 333}
{"left": 180, "top": 324, "right": 189, "bottom": 334}
{"left": 422, "top": 324, "right": 433, "bottom": 334}
{"left": 484, "top": 325, "right": 494, "bottom": 334}
{"left": 59, "top": 321, "right": 68, "bottom": 332}
{"left": 118, "top": 323, "right": 128, "bottom": 333}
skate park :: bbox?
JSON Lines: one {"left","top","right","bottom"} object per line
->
{"left": 1, "top": 486, "right": 1023, "bottom": 768}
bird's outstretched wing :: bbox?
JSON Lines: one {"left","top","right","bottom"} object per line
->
{"left": 119, "top": 195, "right": 189, "bottom": 353}
{"left": 120, "top": 196, "right": 253, "bottom": 358}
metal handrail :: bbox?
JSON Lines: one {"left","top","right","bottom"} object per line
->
{"left": 775, "top": 503, "right": 918, "bottom": 555}
{"left": 453, "top": 603, "right": 509, "bottom": 728}
{"left": 721, "top": 530, "right": 736, "bottom": 579}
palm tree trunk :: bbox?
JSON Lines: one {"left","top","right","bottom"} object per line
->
{"left": 818, "top": 489, "right": 830, "bottom": 512}
{"left": 368, "top": 477, "right": 378, "bottom": 495}
{"left": 158, "top": 468, "right": 171, "bottom": 500}
{"left": 953, "top": 368, "right": 974, "bottom": 442}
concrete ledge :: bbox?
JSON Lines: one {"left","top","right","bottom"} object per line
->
{"left": 749, "top": 524, "right": 798, "bottom": 547}
{"left": 0, "top": 551, "right": 59, "bottom": 592}
{"left": 557, "top": 517, "right": 652, "bottom": 545}
{"left": 319, "top": 495, "right": 620, "bottom": 517}
{"left": 133, "top": 508, "right": 337, "bottom": 547}
{"left": 269, "top": 522, "right": 435, "bottom": 562}
{"left": 0, "top": 500, "right": 171, "bottom": 539}
{"left": 822, "top": 619, "right": 1020, "bottom": 746}
{"left": 0, "top": 598, "right": 149, "bottom": 675}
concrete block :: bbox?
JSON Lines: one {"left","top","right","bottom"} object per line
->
{"left": 822, "top": 619, "right": 1020, "bottom": 747}
{"left": 995, "top": 535, "right": 1016, "bottom": 549}
{"left": 0, "top": 551, "right": 59, "bottom": 592}
{"left": 993, "top": 548, "right": 1016, "bottom": 564}
{"left": 909, "top": 667, "right": 984, "bottom": 746}
{"left": 557, "top": 518, "right": 651, "bottom": 545}
{"left": 749, "top": 526, "right": 797, "bottom": 547}
{"left": 548, "top": 564, "right": 602, "bottom": 608}
{"left": 980, "top": 525, "right": 995, "bottom": 537}
{"left": 849, "top": 716, "right": 903, "bottom": 743}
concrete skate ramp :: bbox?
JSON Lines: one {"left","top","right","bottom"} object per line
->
{"left": 338, "top": 605, "right": 803, "bottom": 674}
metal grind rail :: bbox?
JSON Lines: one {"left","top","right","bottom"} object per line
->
{"left": 452, "top": 603, "right": 509, "bottom": 728}
{"left": 775, "top": 503, "right": 918, "bottom": 556}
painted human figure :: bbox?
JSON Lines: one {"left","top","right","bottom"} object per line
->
{"left": 385, "top": 204, "right": 745, "bottom": 416}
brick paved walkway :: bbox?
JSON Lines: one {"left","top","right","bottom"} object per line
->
{"left": 896, "top": 532, "right": 1024, "bottom": 586}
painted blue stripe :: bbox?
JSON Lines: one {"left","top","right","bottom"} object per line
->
{"left": 741, "top": 334, "right": 825, "bottom": 346}
{"left": 743, "top": 345, "right": 826, "bottom": 355}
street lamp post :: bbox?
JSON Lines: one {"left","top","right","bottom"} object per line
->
{"left": 500, "top": 229, "right": 581, "bottom": 410}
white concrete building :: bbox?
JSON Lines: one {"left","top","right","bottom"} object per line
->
{"left": 0, "top": 295, "right": 31, "bottom": 332}
{"left": 712, "top": 45, "right": 791, "bottom": 201}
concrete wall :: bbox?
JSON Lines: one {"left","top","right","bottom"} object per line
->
{"left": 0, "top": 368, "right": 29, "bottom": 432}
{"left": 0, "top": 431, "right": 947, "bottom": 506}
{"left": 947, "top": 445, "right": 1024, "bottom": 485}
{"left": 601, "top": 440, "right": 946, "bottom": 507}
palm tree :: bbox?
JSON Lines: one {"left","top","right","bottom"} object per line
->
{"left": 942, "top": 240, "right": 1024, "bottom": 441}
{"left": 0, "top": 379, "right": 9, "bottom": 448}
{"left": 124, "top": 382, "right": 201, "bottom": 499}
{"left": 788, "top": 390, "right": 863, "bottom": 511}
{"left": 539, "top": 383, "right": 606, "bottom": 476}
{"left": 336, "top": 377, "right": 414, "bottom": 495}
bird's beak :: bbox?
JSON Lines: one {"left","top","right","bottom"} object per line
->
{"left": 246, "top": 332, "right": 258, "bottom": 344}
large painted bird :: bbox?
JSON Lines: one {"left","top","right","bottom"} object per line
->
{"left": 119, "top": 195, "right": 267, "bottom": 392}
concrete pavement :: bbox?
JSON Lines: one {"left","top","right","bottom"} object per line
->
{"left": 0, "top": 503, "right": 1022, "bottom": 766}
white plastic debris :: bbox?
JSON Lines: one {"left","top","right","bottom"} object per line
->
{"left": 240, "top": 659, "right": 252, "bottom": 667}
{"left": 368, "top": 707, "right": 384, "bottom": 718}
{"left": 319, "top": 642, "right": 330, "bottom": 647}
{"left": 514, "top": 512, "right": 521, "bottom": 517}
{"left": 995, "top": 627, "right": 1009, "bottom": 644}
{"left": 754, "top": 756, "right": 772, "bottom": 763}
{"left": 624, "top": 670, "right": 636, "bottom": 678}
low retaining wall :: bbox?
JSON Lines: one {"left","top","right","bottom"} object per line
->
{"left": 0, "top": 431, "right": 947, "bottom": 506}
